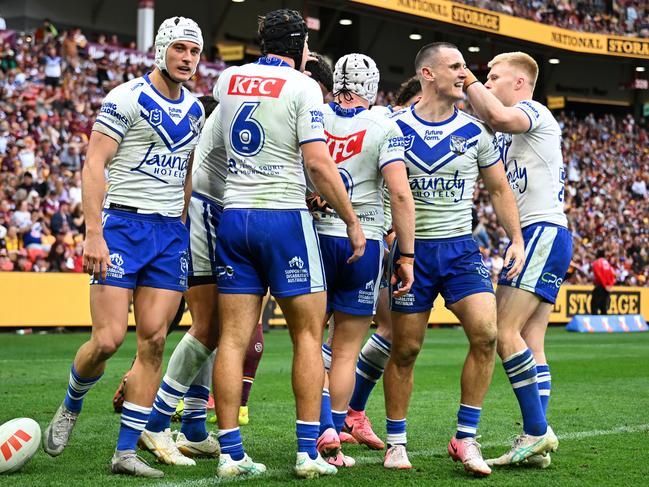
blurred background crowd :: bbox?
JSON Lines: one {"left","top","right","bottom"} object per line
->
{"left": 0, "top": 19, "right": 647, "bottom": 288}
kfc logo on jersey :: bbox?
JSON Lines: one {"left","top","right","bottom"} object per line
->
{"left": 325, "top": 130, "right": 366, "bottom": 164}
{"left": 228, "top": 75, "right": 286, "bottom": 97}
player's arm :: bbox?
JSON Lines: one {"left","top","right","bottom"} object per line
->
{"left": 303, "top": 141, "right": 366, "bottom": 263}
{"left": 383, "top": 161, "right": 415, "bottom": 296}
{"left": 464, "top": 71, "right": 531, "bottom": 134}
{"left": 82, "top": 130, "right": 119, "bottom": 280}
{"left": 480, "top": 162, "right": 525, "bottom": 279}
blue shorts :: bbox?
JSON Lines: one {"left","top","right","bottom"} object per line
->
{"left": 499, "top": 222, "right": 572, "bottom": 304}
{"left": 92, "top": 209, "right": 189, "bottom": 291}
{"left": 319, "top": 235, "right": 383, "bottom": 316}
{"left": 215, "top": 209, "right": 326, "bottom": 297}
{"left": 391, "top": 235, "right": 494, "bottom": 313}
{"left": 187, "top": 192, "right": 223, "bottom": 280}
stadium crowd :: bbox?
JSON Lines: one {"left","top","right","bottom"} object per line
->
{"left": 0, "top": 23, "right": 647, "bottom": 286}
{"left": 459, "top": 0, "right": 649, "bottom": 37}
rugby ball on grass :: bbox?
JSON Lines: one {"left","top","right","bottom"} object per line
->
{"left": 0, "top": 418, "right": 41, "bottom": 474}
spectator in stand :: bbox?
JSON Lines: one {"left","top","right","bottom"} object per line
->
{"left": 42, "top": 47, "right": 63, "bottom": 87}
{"left": 591, "top": 249, "right": 616, "bottom": 314}
{"left": 50, "top": 199, "right": 72, "bottom": 236}
{"left": 34, "top": 19, "right": 58, "bottom": 43}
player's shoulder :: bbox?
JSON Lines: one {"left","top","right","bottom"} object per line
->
{"left": 105, "top": 76, "right": 146, "bottom": 100}
{"left": 457, "top": 109, "right": 494, "bottom": 135}
{"left": 516, "top": 99, "right": 559, "bottom": 131}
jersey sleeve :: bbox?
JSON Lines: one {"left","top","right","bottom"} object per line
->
{"left": 515, "top": 100, "right": 542, "bottom": 133}
{"left": 92, "top": 85, "right": 138, "bottom": 144}
{"left": 477, "top": 125, "right": 502, "bottom": 169}
{"left": 378, "top": 120, "right": 405, "bottom": 170}
{"left": 296, "top": 79, "right": 326, "bottom": 146}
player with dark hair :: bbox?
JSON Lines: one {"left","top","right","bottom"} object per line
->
{"left": 211, "top": 9, "right": 364, "bottom": 478}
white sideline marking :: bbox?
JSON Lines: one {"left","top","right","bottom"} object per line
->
{"left": 148, "top": 424, "right": 649, "bottom": 486}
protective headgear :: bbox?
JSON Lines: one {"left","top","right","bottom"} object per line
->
{"left": 154, "top": 16, "right": 203, "bottom": 79}
{"left": 259, "top": 9, "right": 308, "bottom": 70}
{"left": 333, "top": 53, "right": 380, "bottom": 105}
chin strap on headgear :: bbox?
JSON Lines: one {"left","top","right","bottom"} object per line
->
{"left": 154, "top": 16, "right": 203, "bottom": 81}
{"left": 259, "top": 9, "right": 308, "bottom": 70}
{"left": 333, "top": 53, "right": 380, "bottom": 105}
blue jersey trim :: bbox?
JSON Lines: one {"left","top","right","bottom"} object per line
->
{"left": 299, "top": 137, "right": 327, "bottom": 146}
{"left": 480, "top": 157, "right": 502, "bottom": 169}
{"left": 192, "top": 191, "right": 223, "bottom": 210}
{"left": 380, "top": 158, "right": 404, "bottom": 170}
{"left": 144, "top": 73, "right": 185, "bottom": 104}
{"left": 94, "top": 119, "right": 124, "bottom": 139}
{"left": 516, "top": 106, "right": 533, "bottom": 133}
{"left": 328, "top": 101, "right": 367, "bottom": 118}
{"left": 410, "top": 104, "right": 458, "bottom": 127}
{"left": 254, "top": 56, "right": 293, "bottom": 68}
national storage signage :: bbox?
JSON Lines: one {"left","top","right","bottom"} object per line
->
{"left": 352, "top": 0, "right": 649, "bottom": 60}
{"left": 0, "top": 274, "right": 647, "bottom": 327}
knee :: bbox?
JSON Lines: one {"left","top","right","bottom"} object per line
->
{"left": 91, "top": 333, "right": 124, "bottom": 359}
{"left": 391, "top": 339, "right": 422, "bottom": 368}
{"left": 470, "top": 323, "right": 497, "bottom": 354}
{"left": 138, "top": 333, "right": 167, "bottom": 366}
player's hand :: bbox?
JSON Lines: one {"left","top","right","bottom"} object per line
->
{"left": 346, "top": 220, "right": 366, "bottom": 264}
{"left": 83, "top": 231, "right": 111, "bottom": 281}
{"left": 391, "top": 259, "right": 414, "bottom": 297}
{"left": 303, "top": 53, "right": 318, "bottom": 76}
{"left": 503, "top": 239, "right": 524, "bottom": 280}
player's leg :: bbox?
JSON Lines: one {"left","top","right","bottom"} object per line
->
{"left": 240, "top": 294, "right": 267, "bottom": 425}
{"left": 111, "top": 286, "right": 183, "bottom": 477}
{"left": 140, "top": 283, "right": 219, "bottom": 465}
{"left": 345, "top": 286, "right": 391, "bottom": 449}
{"left": 383, "top": 310, "right": 429, "bottom": 469}
{"left": 520, "top": 302, "right": 554, "bottom": 469}
{"left": 43, "top": 285, "right": 131, "bottom": 456}
{"left": 486, "top": 286, "right": 557, "bottom": 466}
{"left": 213, "top": 293, "right": 265, "bottom": 476}
{"left": 276, "top": 291, "right": 336, "bottom": 478}
{"left": 446, "top": 292, "right": 497, "bottom": 476}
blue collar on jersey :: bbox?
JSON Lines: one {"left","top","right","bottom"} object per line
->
{"left": 143, "top": 73, "right": 185, "bottom": 105}
{"left": 254, "top": 56, "right": 293, "bottom": 68}
{"left": 410, "top": 103, "right": 458, "bottom": 126}
{"left": 329, "top": 101, "right": 366, "bottom": 118}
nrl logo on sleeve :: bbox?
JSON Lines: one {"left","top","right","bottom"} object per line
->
{"left": 450, "top": 135, "right": 467, "bottom": 155}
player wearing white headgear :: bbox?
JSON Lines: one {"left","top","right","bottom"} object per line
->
{"left": 42, "top": 16, "right": 205, "bottom": 478}
{"left": 464, "top": 52, "right": 567, "bottom": 468}
{"left": 211, "top": 9, "right": 365, "bottom": 479}
{"left": 310, "top": 53, "right": 414, "bottom": 468}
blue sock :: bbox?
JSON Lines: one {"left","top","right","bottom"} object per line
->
{"left": 455, "top": 404, "right": 481, "bottom": 439}
{"left": 218, "top": 428, "right": 245, "bottom": 461}
{"left": 117, "top": 402, "right": 151, "bottom": 451}
{"left": 503, "top": 349, "right": 547, "bottom": 436}
{"left": 296, "top": 421, "right": 319, "bottom": 460}
{"left": 146, "top": 376, "right": 189, "bottom": 433}
{"left": 386, "top": 417, "right": 407, "bottom": 446}
{"left": 536, "top": 364, "right": 551, "bottom": 416}
{"left": 332, "top": 410, "right": 347, "bottom": 434}
{"left": 63, "top": 365, "right": 102, "bottom": 413}
{"left": 181, "top": 385, "right": 209, "bottom": 442}
{"left": 319, "top": 389, "right": 335, "bottom": 435}
{"left": 349, "top": 334, "right": 391, "bottom": 412}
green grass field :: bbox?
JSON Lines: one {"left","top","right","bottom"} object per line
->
{"left": 1, "top": 327, "right": 648, "bottom": 486}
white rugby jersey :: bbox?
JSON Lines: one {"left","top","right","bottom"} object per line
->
{"left": 314, "top": 102, "right": 405, "bottom": 241}
{"left": 93, "top": 74, "right": 204, "bottom": 216}
{"left": 392, "top": 105, "right": 500, "bottom": 239}
{"left": 496, "top": 100, "right": 568, "bottom": 228}
{"left": 192, "top": 105, "right": 227, "bottom": 206}
{"left": 213, "top": 57, "right": 326, "bottom": 210}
